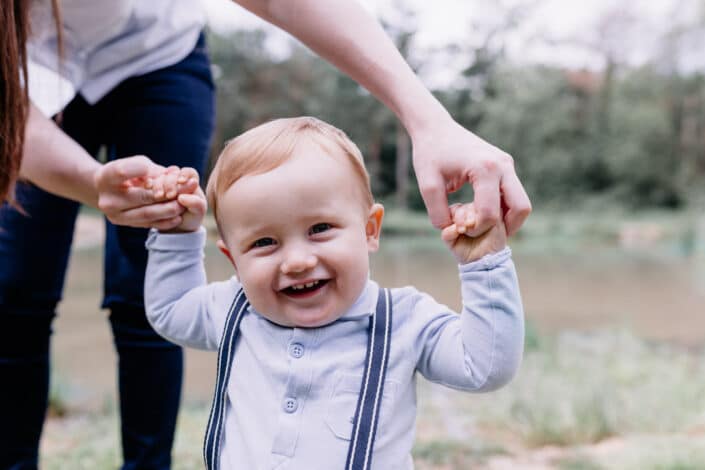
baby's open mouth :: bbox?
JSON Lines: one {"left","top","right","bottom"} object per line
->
{"left": 281, "top": 279, "right": 329, "bottom": 297}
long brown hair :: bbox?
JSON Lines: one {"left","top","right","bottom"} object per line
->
{"left": 0, "top": 0, "right": 62, "bottom": 203}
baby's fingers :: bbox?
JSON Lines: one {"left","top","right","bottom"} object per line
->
{"left": 177, "top": 193, "right": 206, "bottom": 215}
{"left": 151, "top": 166, "right": 179, "bottom": 200}
{"left": 177, "top": 167, "right": 198, "bottom": 184}
{"left": 452, "top": 204, "right": 476, "bottom": 234}
{"left": 441, "top": 224, "right": 460, "bottom": 243}
{"left": 176, "top": 168, "right": 200, "bottom": 195}
{"left": 163, "top": 166, "right": 181, "bottom": 199}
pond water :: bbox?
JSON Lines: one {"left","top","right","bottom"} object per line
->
{"left": 52, "top": 233, "right": 705, "bottom": 410}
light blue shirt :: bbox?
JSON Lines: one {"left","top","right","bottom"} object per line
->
{"left": 27, "top": 0, "right": 205, "bottom": 115}
{"left": 145, "top": 228, "right": 524, "bottom": 469}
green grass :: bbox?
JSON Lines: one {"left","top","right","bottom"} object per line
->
{"left": 48, "top": 373, "right": 72, "bottom": 418}
{"left": 42, "top": 327, "right": 705, "bottom": 469}
{"left": 412, "top": 439, "right": 507, "bottom": 467}
{"left": 562, "top": 436, "right": 705, "bottom": 470}
{"left": 458, "top": 328, "right": 705, "bottom": 447}
{"left": 557, "top": 454, "right": 605, "bottom": 470}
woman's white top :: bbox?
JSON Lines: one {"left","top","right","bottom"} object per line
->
{"left": 27, "top": 0, "right": 206, "bottom": 115}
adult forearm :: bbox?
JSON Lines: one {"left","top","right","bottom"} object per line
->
{"left": 20, "top": 103, "right": 100, "bottom": 206}
{"left": 234, "top": 0, "right": 532, "bottom": 233}
{"left": 234, "top": 0, "right": 451, "bottom": 137}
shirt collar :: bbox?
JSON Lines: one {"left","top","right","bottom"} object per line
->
{"left": 338, "top": 279, "right": 379, "bottom": 322}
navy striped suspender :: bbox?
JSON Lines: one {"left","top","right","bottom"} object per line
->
{"left": 203, "top": 288, "right": 249, "bottom": 470}
{"left": 203, "top": 287, "right": 393, "bottom": 470}
{"left": 345, "top": 287, "right": 393, "bottom": 470}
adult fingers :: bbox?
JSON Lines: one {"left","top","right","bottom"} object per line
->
{"left": 97, "top": 187, "right": 154, "bottom": 217}
{"left": 465, "top": 173, "right": 501, "bottom": 237}
{"left": 151, "top": 216, "right": 184, "bottom": 232}
{"left": 500, "top": 170, "right": 532, "bottom": 236}
{"left": 418, "top": 173, "right": 452, "bottom": 229}
{"left": 100, "top": 156, "right": 161, "bottom": 186}
{"left": 106, "top": 200, "right": 185, "bottom": 227}
{"left": 96, "top": 157, "right": 166, "bottom": 212}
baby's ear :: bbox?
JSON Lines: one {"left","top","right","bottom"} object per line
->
{"left": 365, "top": 203, "right": 385, "bottom": 252}
{"left": 217, "top": 239, "right": 237, "bottom": 271}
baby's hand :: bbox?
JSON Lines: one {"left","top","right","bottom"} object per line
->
{"left": 146, "top": 165, "right": 200, "bottom": 201}
{"left": 441, "top": 203, "right": 507, "bottom": 264}
{"left": 147, "top": 167, "right": 206, "bottom": 233}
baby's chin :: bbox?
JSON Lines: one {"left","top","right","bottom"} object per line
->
{"left": 258, "top": 305, "right": 349, "bottom": 329}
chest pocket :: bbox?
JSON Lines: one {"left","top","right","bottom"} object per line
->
{"left": 325, "top": 372, "right": 399, "bottom": 441}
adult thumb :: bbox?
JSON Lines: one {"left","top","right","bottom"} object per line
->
{"left": 419, "top": 174, "right": 451, "bottom": 229}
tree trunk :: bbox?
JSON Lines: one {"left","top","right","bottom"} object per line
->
{"left": 395, "top": 123, "right": 410, "bottom": 210}
{"left": 366, "top": 132, "right": 383, "bottom": 194}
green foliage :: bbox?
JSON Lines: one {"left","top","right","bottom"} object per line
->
{"left": 206, "top": 26, "right": 705, "bottom": 212}
{"left": 472, "top": 65, "right": 704, "bottom": 209}
{"left": 207, "top": 29, "right": 397, "bottom": 196}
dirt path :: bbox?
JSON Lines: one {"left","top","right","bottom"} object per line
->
{"left": 73, "top": 213, "right": 105, "bottom": 249}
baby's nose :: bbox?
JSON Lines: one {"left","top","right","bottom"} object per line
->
{"left": 280, "top": 251, "right": 317, "bottom": 274}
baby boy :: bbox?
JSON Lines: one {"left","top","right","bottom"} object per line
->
{"left": 144, "top": 116, "right": 524, "bottom": 469}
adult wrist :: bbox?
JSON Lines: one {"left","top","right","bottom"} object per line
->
{"left": 399, "top": 94, "right": 453, "bottom": 142}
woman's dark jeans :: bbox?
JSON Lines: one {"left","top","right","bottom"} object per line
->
{"left": 0, "top": 34, "right": 215, "bottom": 470}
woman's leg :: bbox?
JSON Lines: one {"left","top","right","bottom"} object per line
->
{"left": 0, "top": 184, "right": 81, "bottom": 470}
{"left": 0, "top": 94, "right": 102, "bottom": 470}
{"left": 97, "top": 34, "right": 215, "bottom": 470}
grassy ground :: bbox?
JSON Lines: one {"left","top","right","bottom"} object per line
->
{"left": 42, "top": 326, "right": 705, "bottom": 469}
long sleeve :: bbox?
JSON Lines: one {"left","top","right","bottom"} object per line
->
{"left": 144, "top": 227, "right": 238, "bottom": 351}
{"left": 413, "top": 247, "right": 524, "bottom": 392}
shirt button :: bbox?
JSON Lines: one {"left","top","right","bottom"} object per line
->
{"left": 289, "top": 342, "right": 305, "bottom": 358}
{"left": 283, "top": 397, "right": 298, "bottom": 413}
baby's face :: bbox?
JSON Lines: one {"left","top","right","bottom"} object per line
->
{"left": 217, "top": 141, "right": 383, "bottom": 328}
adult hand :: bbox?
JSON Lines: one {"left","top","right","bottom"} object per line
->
{"left": 94, "top": 156, "right": 189, "bottom": 230}
{"left": 441, "top": 202, "right": 507, "bottom": 264}
{"left": 230, "top": 0, "right": 530, "bottom": 235}
{"left": 411, "top": 117, "right": 531, "bottom": 236}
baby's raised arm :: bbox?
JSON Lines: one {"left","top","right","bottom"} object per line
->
{"left": 406, "top": 202, "right": 522, "bottom": 392}
{"left": 142, "top": 167, "right": 225, "bottom": 350}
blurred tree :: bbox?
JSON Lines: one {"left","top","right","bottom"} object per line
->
{"left": 380, "top": 2, "right": 418, "bottom": 210}
{"left": 205, "top": 0, "right": 703, "bottom": 212}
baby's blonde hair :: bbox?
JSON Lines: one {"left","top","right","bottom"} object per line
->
{"left": 206, "top": 117, "right": 374, "bottom": 233}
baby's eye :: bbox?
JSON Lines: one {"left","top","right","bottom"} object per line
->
{"left": 252, "top": 237, "right": 275, "bottom": 248}
{"left": 309, "top": 223, "right": 332, "bottom": 235}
